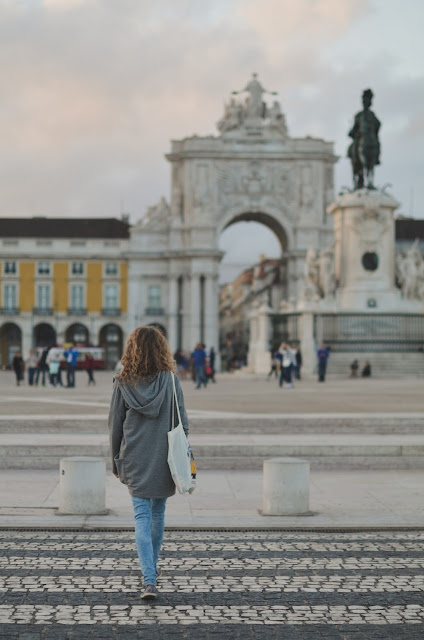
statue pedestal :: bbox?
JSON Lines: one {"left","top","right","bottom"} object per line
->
{"left": 328, "top": 189, "right": 400, "bottom": 312}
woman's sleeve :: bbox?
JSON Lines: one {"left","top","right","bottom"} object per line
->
{"left": 108, "top": 380, "right": 127, "bottom": 474}
{"left": 174, "top": 374, "right": 189, "bottom": 436}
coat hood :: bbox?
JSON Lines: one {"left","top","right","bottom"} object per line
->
{"left": 118, "top": 370, "right": 170, "bottom": 418}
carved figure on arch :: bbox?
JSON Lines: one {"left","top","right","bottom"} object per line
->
{"left": 268, "top": 101, "right": 288, "bottom": 137}
{"left": 232, "top": 73, "right": 277, "bottom": 120}
{"left": 217, "top": 98, "right": 243, "bottom": 133}
{"left": 396, "top": 240, "right": 424, "bottom": 300}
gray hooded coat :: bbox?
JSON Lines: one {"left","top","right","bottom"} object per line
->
{"left": 108, "top": 371, "right": 189, "bottom": 499}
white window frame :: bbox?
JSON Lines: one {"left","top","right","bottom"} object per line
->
{"left": 36, "top": 283, "right": 51, "bottom": 310}
{"left": 147, "top": 284, "right": 161, "bottom": 310}
{"left": 104, "top": 284, "right": 119, "bottom": 310}
{"left": 3, "top": 283, "right": 18, "bottom": 310}
{"left": 37, "top": 261, "right": 51, "bottom": 276}
{"left": 3, "top": 261, "right": 17, "bottom": 275}
{"left": 105, "top": 262, "right": 118, "bottom": 277}
{"left": 71, "top": 262, "right": 85, "bottom": 276}
{"left": 69, "top": 283, "right": 86, "bottom": 311}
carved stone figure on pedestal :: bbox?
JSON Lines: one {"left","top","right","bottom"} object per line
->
{"left": 232, "top": 73, "right": 277, "bottom": 120}
{"left": 396, "top": 240, "right": 424, "bottom": 300}
{"left": 302, "top": 246, "right": 336, "bottom": 301}
{"left": 268, "top": 101, "right": 288, "bottom": 137}
{"left": 303, "top": 248, "right": 321, "bottom": 300}
{"left": 347, "top": 89, "right": 381, "bottom": 190}
{"left": 217, "top": 98, "right": 243, "bottom": 133}
{"left": 318, "top": 247, "right": 337, "bottom": 299}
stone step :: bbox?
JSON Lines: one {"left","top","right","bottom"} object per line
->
{"left": 327, "top": 352, "right": 424, "bottom": 377}
{"left": 1, "top": 413, "right": 423, "bottom": 435}
{"left": 1, "top": 433, "right": 424, "bottom": 470}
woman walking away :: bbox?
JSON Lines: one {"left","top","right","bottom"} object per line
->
{"left": 108, "top": 326, "right": 189, "bottom": 601}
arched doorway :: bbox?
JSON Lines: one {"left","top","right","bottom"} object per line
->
{"left": 99, "top": 324, "right": 123, "bottom": 369}
{"left": 33, "top": 323, "right": 56, "bottom": 348}
{"left": 218, "top": 215, "right": 288, "bottom": 368}
{"left": 0, "top": 323, "right": 22, "bottom": 367}
{"left": 65, "top": 323, "right": 89, "bottom": 346}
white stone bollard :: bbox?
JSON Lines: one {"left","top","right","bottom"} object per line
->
{"left": 59, "top": 457, "right": 106, "bottom": 515}
{"left": 262, "top": 457, "right": 310, "bottom": 516}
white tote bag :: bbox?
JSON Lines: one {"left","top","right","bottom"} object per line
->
{"left": 167, "top": 373, "right": 194, "bottom": 494}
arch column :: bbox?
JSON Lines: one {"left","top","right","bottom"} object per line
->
{"left": 167, "top": 276, "right": 178, "bottom": 351}
{"left": 128, "top": 276, "right": 143, "bottom": 333}
{"left": 190, "top": 274, "right": 201, "bottom": 347}
{"left": 205, "top": 274, "right": 218, "bottom": 349}
{"left": 22, "top": 322, "right": 32, "bottom": 359}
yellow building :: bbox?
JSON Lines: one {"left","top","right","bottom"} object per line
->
{"left": 0, "top": 217, "right": 129, "bottom": 368}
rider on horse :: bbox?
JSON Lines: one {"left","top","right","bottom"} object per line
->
{"left": 347, "top": 89, "right": 381, "bottom": 190}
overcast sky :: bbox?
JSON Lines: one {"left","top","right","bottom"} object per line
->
{"left": 1, "top": 0, "right": 423, "bottom": 280}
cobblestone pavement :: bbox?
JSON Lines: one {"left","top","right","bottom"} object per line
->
{"left": 0, "top": 530, "right": 424, "bottom": 639}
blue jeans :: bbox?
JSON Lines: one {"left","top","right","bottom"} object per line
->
{"left": 194, "top": 365, "right": 207, "bottom": 388}
{"left": 279, "top": 364, "right": 292, "bottom": 387}
{"left": 318, "top": 360, "right": 327, "bottom": 382}
{"left": 131, "top": 496, "right": 167, "bottom": 586}
{"left": 66, "top": 364, "right": 76, "bottom": 387}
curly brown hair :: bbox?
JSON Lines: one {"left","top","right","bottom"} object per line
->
{"left": 118, "top": 325, "right": 176, "bottom": 383}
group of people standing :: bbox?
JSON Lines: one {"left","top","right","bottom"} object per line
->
{"left": 268, "top": 343, "right": 302, "bottom": 388}
{"left": 268, "top": 342, "right": 333, "bottom": 385}
{"left": 174, "top": 343, "right": 216, "bottom": 389}
{"left": 11, "top": 344, "right": 95, "bottom": 388}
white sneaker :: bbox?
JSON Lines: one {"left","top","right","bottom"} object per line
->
{"left": 286, "top": 383, "right": 293, "bottom": 388}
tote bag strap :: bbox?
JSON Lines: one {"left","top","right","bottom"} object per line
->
{"left": 171, "top": 372, "right": 183, "bottom": 430}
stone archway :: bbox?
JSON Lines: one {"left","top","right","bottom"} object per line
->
{"left": 128, "top": 74, "right": 337, "bottom": 354}
{"left": 219, "top": 209, "right": 291, "bottom": 253}
{"left": 65, "top": 323, "right": 89, "bottom": 346}
{"left": 0, "top": 322, "right": 22, "bottom": 367}
{"left": 33, "top": 323, "right": 56, "bottom": 348}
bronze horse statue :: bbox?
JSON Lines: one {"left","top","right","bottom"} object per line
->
{"left": 347, "top": 89, "right": 381, "bottom": 190}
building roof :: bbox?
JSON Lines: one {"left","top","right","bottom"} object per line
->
{"left": 0, "top": 217, "right": 130, "bottom": 239}
{"left": 395, "top": 218, "right": 424, "bottom": 240}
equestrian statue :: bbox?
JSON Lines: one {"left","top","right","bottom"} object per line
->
{"left": 347, "top": 89, "right": 381, "bottom": 190}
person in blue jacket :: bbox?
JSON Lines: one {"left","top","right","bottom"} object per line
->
{"left": 317, "top": 343, "right": 330, "bottom": 382}
{"left": 64, "top": 344, "right": 79, "bottom": 388}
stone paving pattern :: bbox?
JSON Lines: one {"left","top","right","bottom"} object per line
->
{"left": 1, "top": 529, "right": 424, "bottom": 638}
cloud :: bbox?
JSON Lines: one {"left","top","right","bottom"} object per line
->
{"left": 0, "top": 0, "right": 421, "bottom": 229}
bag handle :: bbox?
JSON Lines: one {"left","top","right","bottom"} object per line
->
{"left": 171, "top": 372, "right": 182, "bottom": 430}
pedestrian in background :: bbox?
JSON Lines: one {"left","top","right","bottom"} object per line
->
{"left": 108, "top": 325, "right": 189, "bottom": 600}
{"left": 12, "top": 352, "right": 24, "bottom": 386}
{"left": 267, "top": 349, "right": 280, "bottom": 380}
{"left": 294, "top": 347, "right": 302, "bottom": 380}
{"left": 35, "top": 347, "right": 49, "bottom": 386}
{"left": 85, "top": 353, "right": 96, "bottom": 386}
{"left": 362, "top": 361, "right": 372, "bottom": 377}
{"left": 47, "top": 347, "right": 61, "bottom": 387}
{"left": 317, "top": 343, "right": 330, "bottom": 382}
{"left": 64, "top": 344, "right": 79, "bottom": 388}
{"left": 191, "top": 342, "right": 207, "bottom": 389}
{"left": 174, "top": 348, "right": 186, "bottom": 380}
{"left": 26, "top": 349, "right": 38, "bottom": 386}
{"left": 350, "top": 359, "right": 359, "bottom": 378}
{"left": 207, "top": 347, "right": 216, "bottom": 383}
{"left": 279, "top": 342, "right": 295, "bottom": 389}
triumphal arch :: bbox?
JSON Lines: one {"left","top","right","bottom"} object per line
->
{"left": 128, "top": 74, "right": 337, "bottom": 352}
